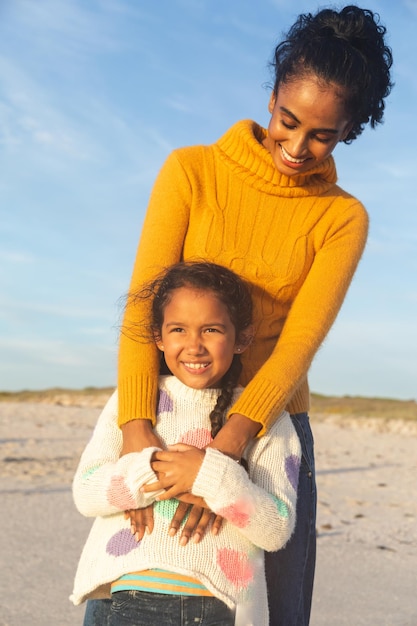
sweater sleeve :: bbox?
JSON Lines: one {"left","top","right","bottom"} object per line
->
{"left": 72, "top": 391, "right": 163, "bottom": 517}
{"left": 192, "top": 412, "right": 301, "bottom": 552}
{"left": 118, "top": 152, "right": 193, "bottom": 426}
{"left": 229, "top": 199, "right": 369, "bottom": 432}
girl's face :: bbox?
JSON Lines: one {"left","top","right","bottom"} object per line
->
{"left": 155, "top": 286, "right": 245, "bottom": 389}
{"left": 263, "top": 75, "right": 352, "bottom": 176}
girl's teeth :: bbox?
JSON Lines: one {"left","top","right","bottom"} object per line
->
{"left": 185, "top": 362, "right": 209, "bottom": 369}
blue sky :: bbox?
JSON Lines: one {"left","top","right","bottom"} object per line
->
{"left": 0, "top": 0, "right": 416, "bottom": 400}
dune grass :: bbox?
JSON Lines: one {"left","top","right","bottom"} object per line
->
{"left": 310, "top": 393, "right": 417, "bottom": 422}
{"left": 0, "top": 386, "right": 115, "bottom": 406}
{"left": 0, "top": 387, "right": 416, "bottom": 422}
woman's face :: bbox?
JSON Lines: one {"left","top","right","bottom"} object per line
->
{"left": 263, "top": 75, "right": 352, "bottom": 176}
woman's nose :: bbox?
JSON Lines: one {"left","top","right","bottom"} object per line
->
{"left": 286, "top": 132, "right": 308, "bottom": 157}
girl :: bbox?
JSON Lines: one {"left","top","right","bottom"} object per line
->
{"left": 117, "top": 7, "right": 393, "bottom": 624}
{"left": 71, "top": 262, "right": 301, "bottom": 626}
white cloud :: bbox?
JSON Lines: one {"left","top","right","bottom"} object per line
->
{"left": 0, "top": 250, "right": 35, "bottom": 264}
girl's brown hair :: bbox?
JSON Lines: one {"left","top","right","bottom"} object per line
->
{"left": 126, "top": 261, "right": 253, "bottom": 438}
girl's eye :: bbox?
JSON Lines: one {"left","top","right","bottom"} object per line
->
{"left": 170, "top": 327, "right": 184, "bottom": 333}
{"left": 205, "top": 328, "right": 220, "bottom": 334}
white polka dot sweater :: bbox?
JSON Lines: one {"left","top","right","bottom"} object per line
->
{"left": 71, "top": 376, "right": 301, "bottom": 624}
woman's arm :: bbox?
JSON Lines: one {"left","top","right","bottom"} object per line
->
{"left": 228, "top": 201, "right": 369, "bottom": 435}
{"left": 207, "top": 412, "right": 261, "bottom": 458}
{"left": 118, "top": 152, "right": 193, "bottom": 427}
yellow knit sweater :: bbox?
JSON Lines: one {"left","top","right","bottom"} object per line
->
{"left": 118, "top": 120, "right": 368, "bottom": 433}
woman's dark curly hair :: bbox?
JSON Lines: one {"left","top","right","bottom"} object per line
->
{"left": 127, "top": 261, "right": 253, "bottom": 438}
{"left": 270, "top": 5, "right": 394, "bottom": 142}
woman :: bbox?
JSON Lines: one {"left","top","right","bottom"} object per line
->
{"left": 115, "top": 6, "right": 393, "bottom": 625}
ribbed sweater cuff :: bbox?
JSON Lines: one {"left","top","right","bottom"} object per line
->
{"left": 118, "top": 375, "right": 159, "bottom": 427}
{"left": 286, "top": 381, "right": 311, "bottom": 415}
{"left": 228, "top": 378, "right": 286, "bottom": 436}
{"left": 192, "top": 448, "right": 231, "bottom": 502}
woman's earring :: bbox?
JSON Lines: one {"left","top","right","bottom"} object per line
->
{"left": 236, "top": 347, "right": 241, "bottom": 353}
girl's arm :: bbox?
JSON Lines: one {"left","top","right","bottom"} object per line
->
{"left": 147, "top": 414, "right": 301, "bottom": 551}
{"left": 192, "top": 413, "right": 301, "bottom": 551}
{"left": 72, "top": 392, "right": 162, "bottom": 518}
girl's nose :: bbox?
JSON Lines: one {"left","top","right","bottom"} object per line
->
{"left": 186, "top": 334, "right": 204, "bottom": 354}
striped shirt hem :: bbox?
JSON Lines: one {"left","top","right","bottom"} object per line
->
{"left": 111, "top": 569, "right": 213, "bottom": 596}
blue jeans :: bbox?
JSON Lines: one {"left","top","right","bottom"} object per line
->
{"left": 109, "top": 590, "right": 234, "bottom": 626}
{"left": 265, "top": 412, "right": 317, "bottom": 625}
{"left": 84, "top": 413, "right": 316, "bottom": 626}
{"left": 83, "top": 598, "right": 112, "bottom": 626}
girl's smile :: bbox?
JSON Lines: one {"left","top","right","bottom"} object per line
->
{"left": 156, "top": 286, "right": 244, "bottom": 389}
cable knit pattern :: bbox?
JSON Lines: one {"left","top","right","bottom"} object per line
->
{"left": 118, "top": 120, "right": 369, "bottom": 431}
{"left": 71, "top": 376, "right": 301, "bottom": 625}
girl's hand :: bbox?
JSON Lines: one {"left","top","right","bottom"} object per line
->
{"left": 141, "top": 443, "right": 205, "bottom": 499}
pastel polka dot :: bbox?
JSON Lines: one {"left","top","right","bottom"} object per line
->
{"left": 81, "top": 465, "right": 100, "bottom": 481}
{"left": 285, "top": 454, "right": 300, "bottom": 491}
{"left": 155, "top": 498, "right": 185, "bottom": 521}
{"left": 106, "top": 528, "right": 139, "bottom": 556}
{"left": 271, "top": 495, "right": 289, "bottom": 518}
{"left": 179, "top": 427, "right": 212, "bottom": 449}
{"left": 217, "top": 499, "right": 254, "bottom": 528}
{"left": 217, "top": 548, "right": 254, "bottom": 587}
{"left": 158, "top": 389, "right": 174, "bottom": 414}
{"left": 106, "top": 475, "right": 137, "bottom": 510}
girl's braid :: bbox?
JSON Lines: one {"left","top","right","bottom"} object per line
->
{"left": 209, "top": 355, "right": 242, "bottom": 439}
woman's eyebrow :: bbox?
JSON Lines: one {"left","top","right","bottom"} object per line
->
{"left": 280, "top": 106, "right": 339, "bottom": 134}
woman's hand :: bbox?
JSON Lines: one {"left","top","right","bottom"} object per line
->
{"left": 168, "top": 499, "right": 223, "bottom": 546}
{"left": 141, "top": 443, "right": 205, "bottom": 499}
{"left": 124, "top": 506, "right": 155, "bottom": 542}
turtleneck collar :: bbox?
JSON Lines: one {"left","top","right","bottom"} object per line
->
{"left": 215, "top": 119, "right": 338, "bottom": 197}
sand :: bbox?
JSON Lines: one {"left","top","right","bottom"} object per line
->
{"left": 0, "top": 399, "right": 416, "bottom": 626}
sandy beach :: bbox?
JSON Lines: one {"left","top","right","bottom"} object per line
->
{"left": 1, "top": 396, "right": 416, "bottom": 626}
